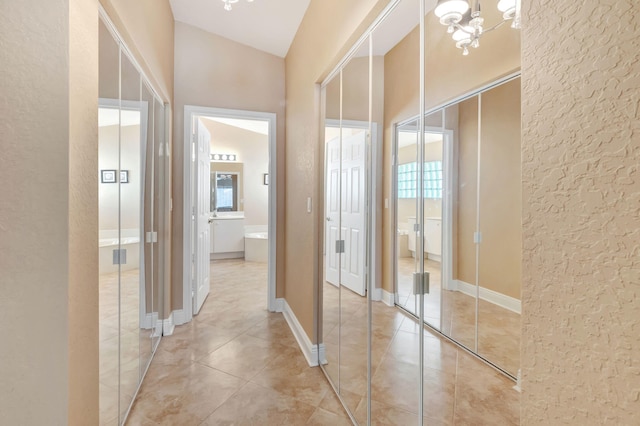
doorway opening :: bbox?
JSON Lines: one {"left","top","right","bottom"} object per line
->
{"left": 182, "top": 106, "right": 277, "bottom": 322}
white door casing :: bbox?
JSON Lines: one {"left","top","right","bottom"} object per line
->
{"left": 194, "top": 118, "right": 211, "bottom": 315}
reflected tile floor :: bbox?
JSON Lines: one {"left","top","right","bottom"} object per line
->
{"left": 323, "top": 258, "right": 520, "bottom": 425}
{"left": 127, "top": 259, "right": 344, "bottom": 425}
{"left": 396, "top": 257, "right": 521, "bottom": 375}
{"left": 100, "top": 269, "right": 146, "bottom": 426}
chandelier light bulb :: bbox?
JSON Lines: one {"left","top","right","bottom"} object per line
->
{"left": 434, "top": 0, "right": 470, "bottom": 25}
{"left": 497, "top": 0, "right": 516, "bottom": 19}
{"left": 452, "top": 26, "right": 473, "bottom": 42}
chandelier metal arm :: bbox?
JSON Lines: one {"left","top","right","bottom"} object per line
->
{"left": 481, "top": 18, "right": 509, "bottom": 35}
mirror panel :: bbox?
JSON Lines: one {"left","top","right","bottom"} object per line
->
{"left": 118, "top": 48, "right": 142, "bottom": 421}
{"left": 338, "top": 38, "right": 370, "bottom": 420}
{"left": 372, "top": 0, "right": 422, "bottom": 423}
{"left": 140, "top": 81, "right": 155, "bottom": 375}
{"left": 477, "top": 78, "right": 522, "bottom": 376}
{"left": 445, "top": 96, "right": 480, "bottom": 352}
{"left": 152, "top": 97, "right": 166, "bottom": 350}
{"left": 321, "top": 71, "right": 341, "bottom": 391}
{"left": 422, "top": 109, "right": 444, "bottom": 331}
{"left": 98, "top": 18, "right": 121, "bottom": 426}
{"left": 211, "top": 162, "right": 243, "bottom": 213}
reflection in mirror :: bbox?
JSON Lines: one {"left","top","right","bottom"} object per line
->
{"left": 98, "top": 18, "right": 121, "bottom": 426}
{"left": 210, "top": 162, "right": 243, "bottom": 213}
{"left": 477, "top": 78, "right": 521, "bottom": 376}
{"left": 338, "top": 38, "right": 370, "bottom": 421}
{"left": 99, "top": 14, "right": 167, "bottom": 425}
{"left": 215, "top": 172, "right": 239, "bottom": 212}
{"left": 151, "top": 97, "right": 166, "bottom": 352}
{"left": 320, "top": 71, "right": 341, "bottom": 391}
{"left": 371, "top": 0, "right": 422, "bottom": 423}
{"left": 118, "top": 48, "right": 142, "bottom": 422}
{"left": 140, "top": 80, "right": 155, "bottom": 381}
{"left": 443, "top": 97, "right": 479, "bottom": 352}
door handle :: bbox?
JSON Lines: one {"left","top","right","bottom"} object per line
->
{"left": 208, "top": 218, "right": 214, "bottom": 224}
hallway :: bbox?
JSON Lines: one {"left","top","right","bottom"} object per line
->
{"left": 126, "top": 259, "right": 518, "bottom": 425}
{"left": 126, "top": 259, "right": 350, "bottom": 425}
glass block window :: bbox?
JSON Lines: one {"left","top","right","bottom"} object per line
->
{"left": 398, "top": 161, "right": 442, "bottom": 199}
{"left": 397, "top": 162, "right": 418, "bottom": 199}
{"left": 424, "top": 160, "right": 443, "bottom": 199}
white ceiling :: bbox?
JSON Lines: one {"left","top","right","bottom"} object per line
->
{"left": 200, "top": 116, "right": 269, "bottom": 135}
{"left": 170, "top": 0, "right": 311, "bottom": 58}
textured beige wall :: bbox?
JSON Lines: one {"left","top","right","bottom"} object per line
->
{"left": 68, "top": 1, "right": 100, "bottom": 423}
{"left": 521, "top": 1, "right": 640, "bottom": 423}
{"left": 172, "top": 22, "right": 286, "bottom": 307}
{"left": 286, "top": 0, "right": 389, "bottom": 341}
{"left": 0, "top": 0, "right": 99, "bottom": 424}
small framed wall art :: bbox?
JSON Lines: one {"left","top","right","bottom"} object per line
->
{"left": 101, "top": 170, "right": 117, "bottom": 183}
{"left": 120, "top": 170, "right": 129, "bottom": 184}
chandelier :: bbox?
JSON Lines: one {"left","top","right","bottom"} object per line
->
{"left": 434, "top": 0, "right": 521, "bottom": 55}
{"left": 221, "top": 0, "right": 254, "bottom": 12}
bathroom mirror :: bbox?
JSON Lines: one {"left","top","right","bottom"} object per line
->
{"left": 210, "top": 162, "right": 243, "bottom": 213}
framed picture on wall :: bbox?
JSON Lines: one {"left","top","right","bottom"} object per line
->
{"left": 120, "top": 170, "right": 129, "bottom": 184}
{"left": 263, "top": 173, "right": 269, "bottom": 185}
{"left": 101, "top": 170, "right": 117, "bottom": 183}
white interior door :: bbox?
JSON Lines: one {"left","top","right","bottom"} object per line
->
{"left": 340, "top": 131, "right": 366, "bottom": 296}
{"left": 325, "top": 136, "right": 341, "bottom": 286}
{"left": 194, "top": 118, "right": 211, "bottom": 314}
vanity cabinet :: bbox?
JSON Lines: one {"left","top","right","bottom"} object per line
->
{"left": 425, "top": 218, "right": 442, "bottom": 260}
{"left": 210, "top": 217, "right": 245, "bottom": 257}
{"left": 407, "top": 216, "right": 442, "bottom": 261}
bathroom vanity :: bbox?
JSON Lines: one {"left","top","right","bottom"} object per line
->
{"left": 210, "top": 214, "right": 245, "bottom": 259}
{"left": 407, "top": 216, "right": 442, "bottom": 261}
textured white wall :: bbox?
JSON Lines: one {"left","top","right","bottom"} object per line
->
{"left": 522, "top": 1, "right": 640, "bottom": 423}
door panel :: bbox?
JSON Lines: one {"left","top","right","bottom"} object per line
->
{"left": 194, "top": 118, "right": 211, "bottom": 315}
{"left": 339, "top": 131, "right": 366, "bottom": 296}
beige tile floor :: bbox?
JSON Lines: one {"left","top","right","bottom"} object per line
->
{"left": 127, "top": 258, "right": 519, "bottom": 425}
{"left": 127, "top": 259, "right": 349, "bottom": 425}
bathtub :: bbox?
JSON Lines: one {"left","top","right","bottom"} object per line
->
{"left": 244, "top": 229, "right": 268, "bottom": 263}
{"left": 99, "top": 229, "right": 140, "bottom": 274}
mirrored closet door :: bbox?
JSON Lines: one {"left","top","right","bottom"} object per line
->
{"left": 98, "top": 13, "right": 167, "bottom": 425}
{"left": 318, "top": 0, "right": 521, "bottom": 424}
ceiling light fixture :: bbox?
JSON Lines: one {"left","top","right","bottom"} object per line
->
{"left": 221, "top": 0, "right": 254, "bottom": 12}
{"left": 434, "top": 0, "right": 521, "bottom": 55}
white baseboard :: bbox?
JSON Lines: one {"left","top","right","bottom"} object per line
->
{"left": 318, "top": 343, "right": 327, "bottom": 365}
{"left": 454, "top": 280, "right": 521, "bottom": 314}
{"left": 274, "top": 297, "right": 285, "bottom": 313}
{"left": 172, "top": 309, "right": 188, "bottom": 326}
{"left": 140, "top": 312, "right": 159, "bottom": 330}
{"left": 370, "top": 289, "right": 394, "bottom": 307}
{"left": 381, "top": 289, "right": 394, "bottom": 307}
{"left": 162, "top": 312, "right": 175, "bottom": 336}
{"left": 281, "top": 299, "right": 319, "bottom": 367}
